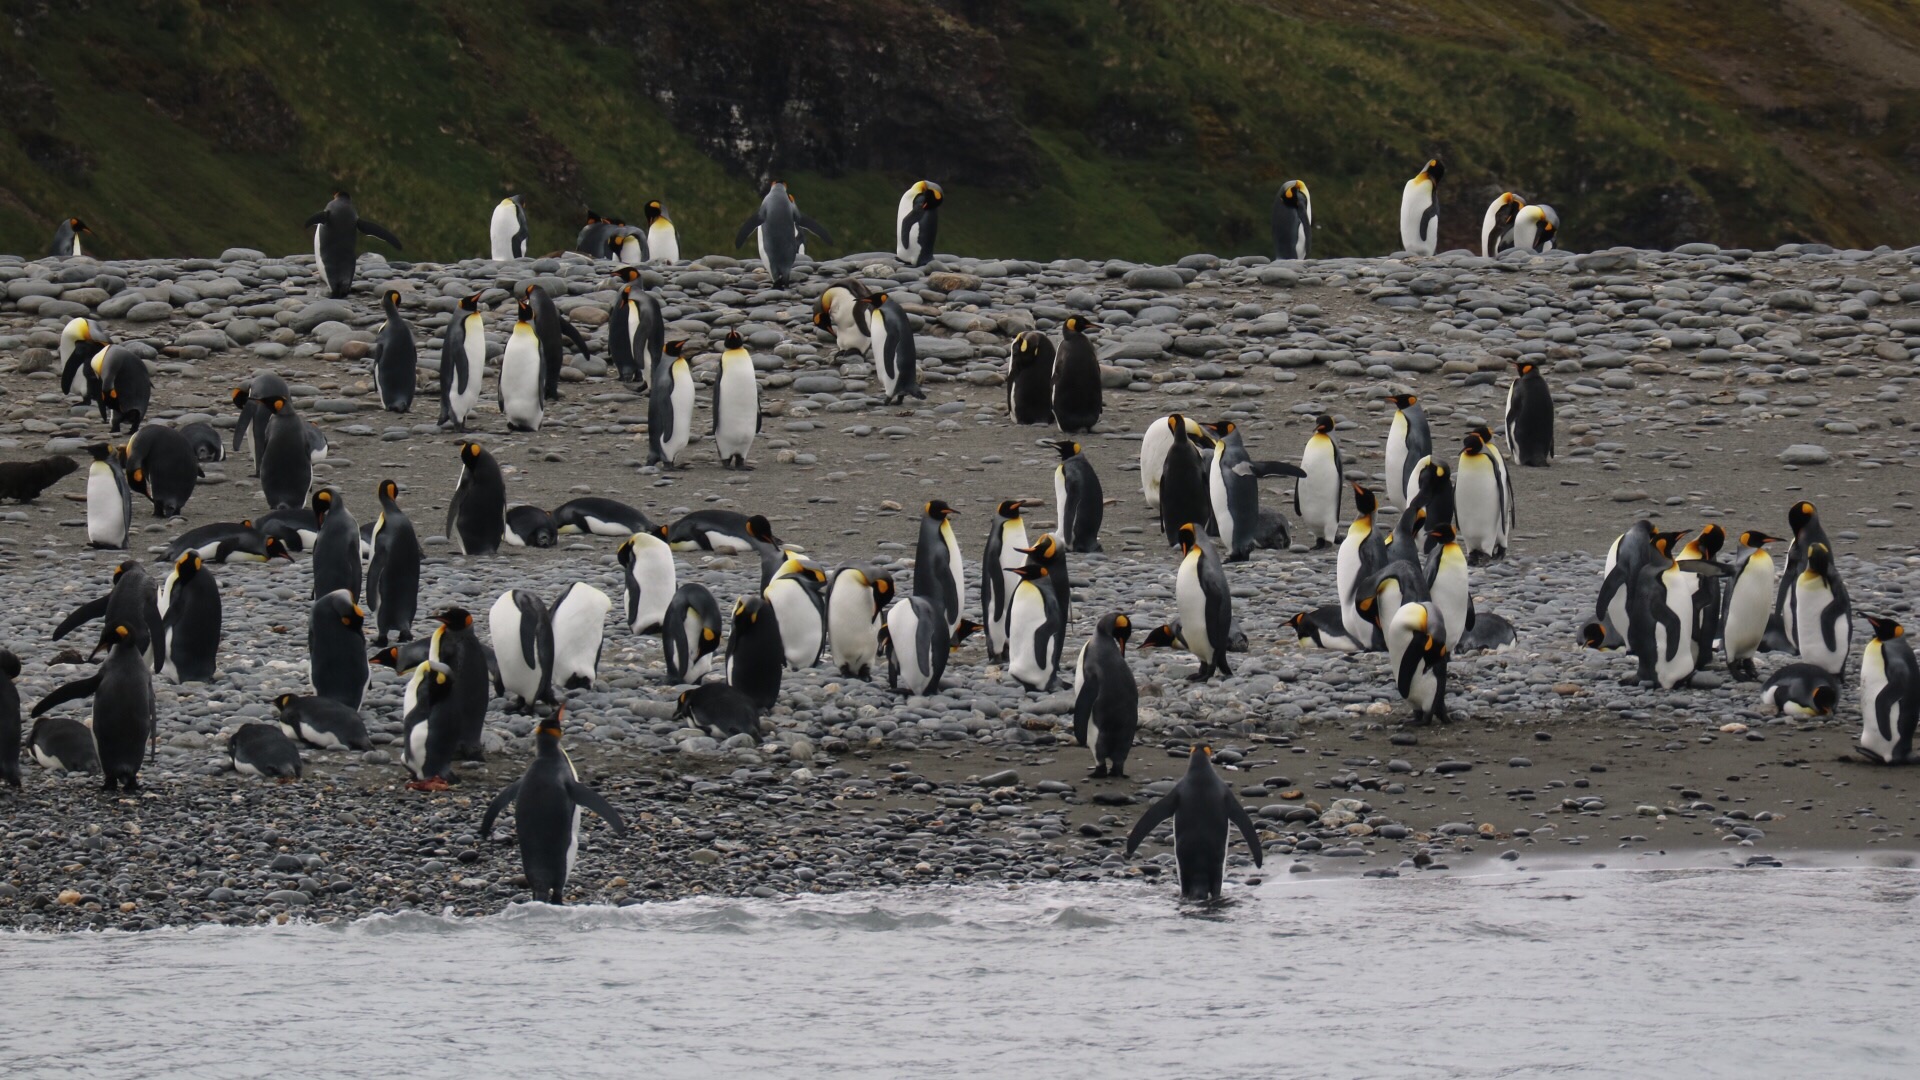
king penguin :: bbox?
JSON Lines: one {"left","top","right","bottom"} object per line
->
{"left": 32, "top": 622, "right": 153, "bottom": 792}
{"left": 882, "top": 593, "right": 952, "bottom": 696}
{"left": 1072, "top": 612, "right": 1139, "bottom": 779}
{"left": 827, "top": 567, "right": 893, "bottom": 679}
{"left": 1174, "top": 523, "right": 1233, "bottom": 681}
{"left": 1480, "top": 193, "right": 1525, "bottom": 257}
{"left": 480, "top": 708, "right": 628, "bottom": 904}
{"left": 158, "top": 550, "right": 221, "bottom": 683}
{"left": 714, "top": 329, "right": 761, "bottom": 469}
{"left": 1858, "top": 616, "right": 1918, "bottom": 765}
{"left": 50, "top": 216, "right": 91, "bottom": 259}
{"left": 981, "top": 500, "right": 1032, "bottom": 662}
{"left": 1005, "top": 562, "right": 1064, "bottom": 691}
{"left": 1053, "top": 439, "right": 1106, "bottom": 554}
{"left": 662, "top": 584, "right": 724, "bottom": 684}
{"left": 645, "top": 200, "right": 679, "bottom": 263}
{"left": 1795, "top": 543, "right": 1851, "bottom": 676}
{"left": 85, "top": 441, "right": 130, "bottom": 549}
{"left": 489, "top": 194, "right": 529, "bottom": 260}
{"left": 1505, "top": 361, "right": 1555, "bottom": 467}
{"left": 812, "top": 279, "right": 872, "bottom": 356}
{"left": 438, "top": 292, "right": 485, "bottom": 431}
{"left": 1721, "top": 530, "right": 1779, "bottom": 681}
{"left": 1386, "top": 601, "right": 1450, "bottom": 724}
{"left": 648, "top": 339, "right": 696, "bottom": 469}
{"left": 305, "top": 191, "right": 402, "bottom": 300}
{"left": 763, "top": 554, "right": 829, "bottom": 671}
{"left": 1158, "top": 415, "right": 1211, "bottom": 548}
{"left": 733, "top": 180, "right": 832, "bottom": 286}
{"left": 726, "top": 594, "right": 785, "bottom": 712}
{"left": 1398, "top": 159, "right": 1444, "bottom": 256}
{"left": 1124, "top": 746, "right": 1264, "bottom": 903}
{"left": 446, "top": 441, "right": 507, "bottom": 555}
{"left": 1271, "top": 180, "right": 1312, "bottom": 260}
{"left": 309, "top": 590, "right": 369, "bottom": 710}
{"left": 1455, "top": 432, "right": 1508, "bottom": 564}
{"left": 1295, "top": 414, "right": 1345, "bottom": 549}
{"left": 499, "top": 297, "right": 544, "bottom": 431}
{"left": 1384, "top": 393, "right": 1431, "bottom": 511}
{"left": 1007, "top": 331, "right": 1056, "bottom": 425}
{"left": 366, "top": 479, "right": 422, "bottom": 644}
{"left": 1512, "top": 204, "right": 1558, "bottom": 252}
{"left": 864, "top": 291, "right": 923, "bottom": 405}
{"left": 617, "top": 526, "right": 677, "bottom": 635}
{"left": 59, "top": 316, "right": 107, "bottom": 405}
{"left": 896, "top": 181, "right": 943, "bottom": 267}
{"left": 491, "top": 589, "right": 556, "bottom": 711}
{"left": 548, "top": 582, "right": 611, "bottom": 690}
{"left": 0, "top": 650, "right": 19, "bottom": 790}
{"left": 309, "top": 487, "right": 361, "bottom": 602}
{"left": 371, "top": 288, "right": 417, "bottom": 413}
{"left": 259, "top": 395, "right": 312, "bottom": 511}
{"left": 1052, "top": 317, "right": 1103, "bottom": 434}
{"left": 1337, "top": 484, "right": 1390, "bottom": 648}
{"left": 914, "top": 500, "right": 965, "bottom": 635}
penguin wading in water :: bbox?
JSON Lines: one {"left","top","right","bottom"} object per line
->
{"left": 489, "top": 194, "right": 529, "bottom": 260}
{"left": 1480, "top": 193, "right": 1525, "bottom": 257}
{"left": 367, "top": 480, "right": 422, "bottom": 644}
{"left": 1007, "top": 331, "right": 1056, "bottom": 425}
{"left": 1505, "top": 361, "right": 1555, "bottom": 466}
{"left": 447, "top": 441, "right": 507, "bottom": 555}
{"left": 648, "top": 339, "right": 696, "bottom": 469}
{"left": 1053, "top": 440, "right": 1106, "bottom": 554}
{"left": 645, "top": 200, "right": 679, "bottom": 263}
{"left": 1005, "top": 563, "right": 1064, "bottom": 691}
{"left": 438, "top": 293, "right": 485, "bottom": 431}
{"left": 1384, "top": 393, "right": 1431, "bottom": 511}
{"left": 85, "top": 442, "right": 131, "bottom": 549}
{"left": 733, "top": 180, "right": 832, "bottom": 286}
{"left": 714, "top": 329, "right": 762, "bottom": 469}
{"left": 499, "top": 297, "right": 544, "bottom": 432}
{"left": 1125, "top": 746, "right": 1264, "bottom": 903}
{"left": 1295, "top": 414, "right": 1344, "bottom": 549}
{"left": 864, "top": 291, "right": 924, "bottom": 406}
{"left": 1722, "top": 531, "right": 1779, "bottom": 681}
{"left": 32, "top": 622, "right": 154, "bottom": 792}
{"left": 492, "top": 590, "right": 556, "bottom": 712}
{"left": 158, "top": 551, "right": 221, "bottom": 683}
{"left": 827, "top": 568, "right": 893, "bottom": 680}
{"left": 1858, "top": 616, "right": 1919, "bottom": 765}
{"left": 1072, "top": 613, "right": 1139, "bottom": 778}
{"left": 1174, "top": 523, "right": 1233, "bottom": 681}
{"left": 1399, "top": 158, "right": 1444, "bottom": 256}
{"left": 371, "top": 288, "right": 417, "bottom": 413}
{"left": 981, "top": 501, "right": 1032, "bottom": 662}
{"left": 897, "top": 181, "right": 943, "bottom": 267}
{"left": 481, "top": 708, "right": 629, "bottom": 905}
{"left": 305, "top": 191, "right": 402, "bottom": 300}
{"left": 1052, "top": 316, "right": 1103, "bottom": 434}
{"left": 1271, "top": 180, "right": 1312, "bottom": 260}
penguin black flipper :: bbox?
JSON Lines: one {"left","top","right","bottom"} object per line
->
{"left": 1419, "top": 204, "right": 1439, "bottom": 246}
{"left": 356, "top": 219, "right": 403, "bottom": 248}
{"left": 302, "top": 212, "right": 327, "bottom": 228}
{"left": 559, "top": 318, "right": 592, "bottom": 364}
{"left": 793, "top": 212, "right": 833, "bottom": 245}
{"left": 480, "top": 779, "right": 524, "bottom": 838}
{"left": 1071, "top": 663, "right": 1099, "bottom": 746}
{"left": 1226, "top": 794, "right": 1264, "bottom": 868}
{"left": 1395, "top": 637, "right": 1426, "bottom": 700}
{"left": 733, "top": 210, "right": 765, "bottom": 250}
{"left": 1125, "top": 790, "right": 1181, "bottom": 857}
{"left": 1760, "top": 612, "right": 1794, "bottom": 653}
{"left": 565, "top": 780, "right": 628, "bottom": 836}
{"left": 31, "top": 672, "right": 103, "bottom": 718}
{"left": 1247, "top": 461, "right": 1307, "bottom": 479}
{"left": 53, "top": 595, "right": 110, "bottom": 641}
{"left": 900, "top": 207, "right": 927, "bottom": 252}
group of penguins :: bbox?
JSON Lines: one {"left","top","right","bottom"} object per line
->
{"left": 1271, "top": 157, "right": 1558, "bottom": 261}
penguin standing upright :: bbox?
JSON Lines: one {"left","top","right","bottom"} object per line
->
{"left": 726, "top": 594, "right": 784, "bottom": 712}
{"left": 645, "top": 200, "right": 679, "bottom": 263}
{"left": 734, "top": 180, "right": 832, "bottom": 285}
{"left": 499, "top": 297, "right": 544, "bottom": 432}
{"left": 1455, "top": 432, "right": 1508, "bottom": 563}
{"left": 0, "top": 650, "right": 19, "bottom": 790}
{"left": 158, "top": 551, "right": 221, "bottom": 683}
{"left": 1505, "top": 361, "right": 1555, "bottom": 467}
{"left": 1722, "top": 531, "right": 1779, "bottom": 681}
{"left": 1772, "top": 501, "right": 1831, "bottom": 652}
{"left": 1468, "top": 422, "right": 1515, "bottom": 540}
{"left": 1858, "top": 616, "right": 1918, "bottom": 765}
{"left": 896, "top": 181, "right": 943, "bottom": 267}
{"left": 1199, "top": 420, "right": 1301, "bottom": 562}
{"left": 32, "top": 623, "right": 153, "bottom": 792}
{"left": 763, "top": 556, "right": 828, "bottom": 671}
{"left": 85, "top": 442, "right": 131, "bottom": 549}
{"left": 259, "top": 395, "right": 312, "bottom": 510}
{"left": 548, "top": 582, "right": 611, "bottom": 690}
{"left": 1053, "top": 440, "right": 1105, "bottom": 554}
{"left": 50, "top": 216, "right": 91, "bottom": 258}
{"left": 1052, "top": 316, "right": 1103, "bottom": 434}
{"left": 608, "top": 280, "right": 665, "bottom": 385}
{"left": 309, "top": 590, "right": 369, "bottom": 710}
{"left": 428, "top": 607, "right": 491, "bottom": 761}
{"left": 371, "top": 289, "right": 417, "bottom": 413}
{"left": 617, "top": 527, "right": 677, "bottom": 634}
{"left": 981, "top": 501, "right": 1031, "bottom": 662}
{"left": 305, "top": 191, "right": 402, "bottom": 299}
{"left": 309, "top": 487, "right": 361, "bottom": 602}
{"left": 446, "top": 441, "right": 507, "bottom": 555}
{"left": 648, "top": 339, "right": 696, "bottom": 468}
{"left": 1677, "top": 525, "right": 1727, "bottom": 671}
{"left": 713, "top": 329, "right": 762, "bottom": 469}
{"left": 524, "top": 283, "right": 592, "bottom": 402}
{"left": 366, "top": 479, "right": 422, "bottom": 644}
{"left": 812, "top": 279, "right": 872, "bottom": 356}
{"left": 97, "top": 346, "right": 150, "bottom": 434}
{"left": 480, "top": 709, "right": 628, "bottom": 904}
{"left": 864, "top": 292, "right": 924, "bottom": 405}
{"left": 1174, "top": 523, "right": 1232, "bottom": 681}
{"left": 491, "top": 590, "right": 556, "bottom": 711}
{"left": 914, "top": 501, "right": 965, "bottom": 634}
{"left": 1139, "top": 414, "right": 1184, "bottom": 511}
{"left": 574, "top": 210, "right": 614, "bottom": 258}
{"left": 124, "top": 425, "right": 199, "bottom": 518}
{"left": 1158, "top": 415, "right": 1210, "bottom": 547}
{"left": 1387, "top": 601, "right": 1450, "bottom": 724}
{"left": 1006, "top": 331, "right": 1056, "bottom": 425}
{"left": 1512, "top": 204, "right": 1558, "bottom": 252}
{"left": 1271, "top": 180, "right": 1312, "bottom": 260}
{"left": 1019, "top": 533, "right": 1073, "bottom": 627}
{"left": 438, "top": 293, "right": 485, "bottom": 431}
{"left": 1071, "top": 613, "right": 1138, "bottom": 778}
{"left": 1384, "top": 393, "right": 1431, "bottom": 511}
{"left": 230, "top": 372, "right": 290, "bottom": 473}
{"left": 1124, "top": 746, "right": 1264, "bottom": 902}
{"left": 1295, "top": 414, "right": 1345, "bottom": 548}
{"left": 1480, "top": 193, "right": 1525, "bottom": 257}
{"left": 55, "top": 559, "right": 162, "bottom": 672}
{"left": 1338, "top": 485, "right": 1390, "bottom": 647}
{"left": 1795, "top": 543, "right": 1851, "bottom": 676}
{"left": 882, "top": 594, "right": 952, "bottom": 696}
{"left": 662, "top": 584, "right": 724, "bottom": 683}
{"left": 489, "top": 194, "right": 529, "bottom": 260}
{"left": 59, "top": 316, "right": 107, "bottom": 406}
{"left": 1005, "top": 563, "right": 1064, "bottom": 691}
{"left": 827, "top": 567, "right": 893, "bottom": 679}
{"left": 1425, "top": 523, "right": 1473, "bottom": 649}
{"left": 1398, "top": 158, "right": 1444, "bottom": 256}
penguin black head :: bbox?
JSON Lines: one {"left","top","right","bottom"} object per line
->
{"left": 665, "top": 339, "right": 687, "bottom": 358}
{"left": 746, "top": 514, "right": 782, "bottom": 545}
{"left": 435, "top": 607, "right": 473, "bottom": 630}
{"left": 1580, "top": 621, "right": 1608, "bottom": 650}
{"left": 1692, "top": 524, "right": 1726, "bottom": 559}
{"left": 1287, "top": 611, "right": 1314, "bottom": 639}
{"left": 86, "top": 442, "right": 111, "bottom": 462}
{"left": 371, "top": 646, "right": 401, "bottom": 670}
{"left": 176, "top": 550, "right": 204, "bottom": 578}
{"left": 1428, "top": 522, "right": 1457, "bottom": 546}
{"left": 1462, "top": 431, "right": 1485, "bottom": 455}
{"left": 515, "top": 298, "right": 533, "bottom": 322}
{"left": 1867, "top": 615, "right": 1905, "bottom": 641}
{"left": 1314, "top": 414, "right": 1335, "bottom": 435}
{"left": 1539, "top": 217, "right": 1557, "bottom": 245}
{"left": 734, "top": 595, "right": 766, "bottom": 624}
{"left": 311, "top": 487, "right": 336, "bottom": 521}
{"left": 69, "top": 217, "right": 91, "bottom": 234}
{"left": 1389, "top": 393, "right": 1418, "bottom": 409}
{"left": 1281, "top": 181, "right": 1306, "bottom": 205}
{"left": 378, "top": 479, "right": 401, "bottom": 504}
{"left": 615, "top": 268, "right": 641, "bottom": 286}
{"left": 1176, "top": 522, "right": 1201, "bottom": 553}
{"left": 459, "top": 292, "right": 482, "bottom": 312}
{"left": 339, "top": 601, "right": 366, "bottom": 629}
{"left": 1051, "top": 439, "right": 1082, "bottom": 460}
{"left": 1469, "top": 423, "right": 1495, "bottom": 445}
{"left": 536, "top": 707, "right": 565, "bottom": 744}
{"left": 1206, "top": 419, "right": 1237, "bottom": 438}
{"left": 1650, "top": 529, "right": 1688, "bottom": 557}
{"left": 1789, "top": 502, "right": 1818, "bottom": 532}
{"left": 333, "top": 189, "right": 351, "bottom": 200}
{"left": 1515, "top": 361, "right": 1537, "bottom": 378}
{"left": 1104, "top": 612, "right": 1132, "bottom": 649}
{"left": 724, "top": 330, "right": 746, "bottom": 351}
{"left": 1353, "top": 484, "right": 1376, "bottom": 516}
{"left": 1140, "top": 624, "right": 1179, "bottom": 649}
{"left": 996, "top": 500, "right": 1028, "bottom": 518}
{"left": 952, "top": 618, "right": 983, "bottom": 647}
{"left": 1356, "top": 592, "right": 1378, "bottom": 627}
{"left": 1804, "top": 543, "right": 1834, "bottom": 576}
{"left": 645, "top": 200, "right": 665, "bottom": 223}
{"left": 1063, "top": 316, "right": 1097, "bottom": 335}
{"left": 870, "top": 571, "right": 894, "bottom": 601}
{"left": 459, "top": 441, "right": 484, "bottom": 465}
{"left": 0, "top": 649, "right": 19, "bottom": 680}
{"left": 1421, "top": 158, "right": 1445, "bottom": 182}
{"left": 273, "top": 693, "right": 298, "bottom": 711}
{"left": 266, "top": 395, "right": 289, "bottom": 415}
{"left": 1007, "top": 563, "right": 1048, "bottom": 582}
{"left": 1018, "top": 534, "right": 1061, "bottom": 560}
{"left": 925, "top": 500, "right": 957, "bottom": 520}
{"left": 384, "top": 288, "right": 403, "bottom": 307}
{"left": 1740, "top": 530, "right": 1779, "bottom": 549}
{"left": 1810, "top": 684, "right": 1838, "bottom": 714}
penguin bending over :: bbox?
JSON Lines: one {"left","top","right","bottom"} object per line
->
{"left": 1387, "top": 601, "right": 1450, "bottom": 724}
{"left": 305, "top": 191, "right": 402, "bottom": 299}
{"left": 491, "top": 590, "right": 556, "bottom": 711}
{"left": 447, "top": 441, "right": 507, "bottom": 555}
{"left": 548, "top": 582, "right": 611, "bottom": 690}
{"left": 371, "top": 289, "right": 418, "bottom": 413}
{"left": 59, "top": 317, "right": 107, "bottom": 406}
{"left": 1272, "top": 180, "right": 1312, "bottom": 260}
{"left": 97, "top": 346, "right": 149, "bottom": 434}
{"left": 1480, "top": 193, "right": 1525, "bottom": 257}
{"left": 763, "top": 555, "right": 829, "bottom": 671}
{"left": 1072, "top": 613, "right": 1138, "bottom": 778}
{"left": 480, "top": 709, "right": 629, "bottom": 904}
{"left": 230, "top": 371, "right": 290, "bottom": 474}
{"left": 896, "top": 181, "right": 943, "bottom": 267}
{"left": 1858, "top": 616, "right": 1918, "bottom": 764}
{"left": 827, "top": 568, "right": 893, "bottom": 679}
{"left": 1398, "top": 158, "right": 1444, "bottom": 256}
{"left": 734, "top": 181, "right": 831, "bottom": 286}
{"left": 812, "top": 279, "right": 872, "bottom": 356}
{"left": 54, "top": 559, "right": 162, "bottom": 671}
{"left": 1512, "top": 204, "right": 1558, "bottom": 252}
{"left": 882, "top": 594, "right": 952, "bottom": 696}
{"left": 1125, "top": 746, "right": 1264, "bottom": 902}
{"left": 524, "top": 283, "right": 592, "bottom": 402}
{"left": 662, "top": 584, "right": 724, "bottom": 684}
{"left": 124, "top": 425, "right": 199, "bottom": 518}
{"left": 1052, "top": 317, "right": 1103, "bottom": 434}
{"left": 1007, "top": 332, "right": 1055, "bottom": 425}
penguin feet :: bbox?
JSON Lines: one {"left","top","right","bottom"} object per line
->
{"left": 1091, "top": 764, "right": 1109, "bottom": 779}
{"left": 406, "top": 776, "right": 452, "bottom": 792}
{"left": 1187, "top": 668, "right": 1212, "bottom": 683}
{"left": 1728, "top": 659, "right": 1759, "bottom": 683}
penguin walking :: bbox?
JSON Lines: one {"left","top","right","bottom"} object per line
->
{"left": 882, "top": 594, "right": 952, "bottom": 696}
{"left": 50, "top": 216, "right": 91, "bottom": 258}
{"left": 763, "top": 555, "right": 828, "bottom": 671}
{"left": 812, "top": 279, "right": 872, "bottom": 356}
{"left": 608, "top": 280, "right": 665, "bottom": 385}
{"left": 1200, "top": 420, "right": 1302, "bottom": 562}
{"left": 1795, "top": 543, "right": 1851, "bottom": 676}
{"left": 259, "top": 395, "right": 312, "bottom": 510}
{"left": 1338, "top": 485, "right": 1390, "bottom": 648}
{"left": 32, "top": 624, "right": 154, "bottom": 792}
{"left": 84, "top": 442, "right": 130, "bottom": 549}
{"left": 489, "top": 194, "right": 529, "bottom": 260}
{"left": 645, "top": 201, "right": 679, "bottom": 263}
{"left": 1295, "top": 414, "right": 1345, "bottom": 549}
{"left": 981, "top": 501, "right": 1032, "bottom": 661}
{"left": 310, "top": 590, "right": 370, "bottom": 710}
{"left": 480, "top": 709, "right": 628, "bottom": 904}
{"left": 447, "top": 441, "right": 507, "bottom": 555}
{"left": 1007, "top": 331, "right": 1056, "bottom": 425}
{"left": 124, "top": 425, "right": 199, "bottom": 518}
{"left": 1505, "top": 361, "right": 1555, "bottom": 467}
{"left": 714, "top": 329, "right": 762, "bottom": 469}
{"left": 864, "top": 292, "right": 924, "bottom": 406}
{"left": 1005, "top": 563, "right": 1064, "bottom": 691}
{"left": 1722, "top": 531, "right": 1779, "bottom": 681}
{"left": 97, "top": 346, "right": 150, "bottom": 434}
{"left": 524, "top": 283, "right": 592, "bottom": 402}
{"left": 491, "top": 590, "right": 556, "bottom": 711}
{"left": 1480, "top": 193, "right": 1525, "bottom": 257}
{"left": 499, "top": 297, "right": 545, "bottom": 431}
{"left": 365, "top": 480, "right": 422, "bottom": 644}
{"left": 1384, "top": 393, "right": 1431, "bottom": 511}
{"left": 896, "top": 181, "right": 944, "bottom": 266}
{"left": 371, "top": 289, "right": 417, "bottom": 413}
{"left": 0, "top": 650, "right": 19, "bottom": 790}
{"left": 230, "top": 723, "right": 302, "bottom": 780}
{"left": 1398, "top": 158, "right": 1444, "bottom": 256}
{"left": 726, "top": 595, "right": 784, "bottom": 712}
{"left": 1512, "top": 204, "right": 1558, "bottom": 252}
{"left": 662, "top": 584, "right": 724, "bottom": 684}
{"left": 438, "top": 293, "right": 485, "bottom": 431}
{"left": 59, "top": 316, "right": 108, "bottom": 406}
{"left": 1052, "top": 316, "right": 1103, "bottom": 434}
{"left": 1053, "top": 440, "right": 1106, "bottom": 554}
{"left": 1072, "top": 613, "right": 1138, "bottom": 778}
{"left": 1386, "top": 602, "right": 1450, "bottom": 724}
{"left": 273, "top": 693, "right": 371, "bottom": 751}
{"left": 1124, "top": 746, "right": 1264, "bottom": 903}
{"left": 1158, "top": 415, "right": 1211, "bottom": 548}
{"left": 617, "top": 527, "right": 677, "bottom": 634}
{"left": 548, "top": 582, "right": 611, "bottom": 690}
{"left": 914, "top": 501, "right": 965, "bottom": 635}
{"left": 827, "top": 568, "right": 893, "bottom": 679}
{"left": 305, "top": 191, "right": 402, "bottom": 299}
{"left": 648, "top": 339, "right": 696, "bottom": 468}
{"left": 1271, "top": 180, "right": 1312, "bottom": 260}
{"left": 1858, "top": 616, "right": 1918, "bottom": 764}
{"left": 1174, "top": 523, "right": 1233, "bottom": 681}
{"left": 158, "top": 551, "right": 221, "bottom": 683}
{"left": 309, "top": 487, "right": 361, "bottom": 602}
{"left": 1762, "top": 664, "right": 1841, "bottom": 717}
{"left": 1455, "top": 432, "right": 1508, "bottom": 563}
{"left": 734, "top": 180, "right": 832, "bottom": 285}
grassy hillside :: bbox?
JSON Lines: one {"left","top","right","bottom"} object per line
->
{"left": 2, "top": 0, "right": 1916, "bottom": 264}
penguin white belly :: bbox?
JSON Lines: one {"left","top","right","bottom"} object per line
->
{"left": 234, "top": 757, "right": 262, "bottom": 778}
{"left": 765, "top": 579, "right": 823, "bottom": 670}
{"left": 1140, "top": 419, "right": 1173, "bottom": 508}
{"left": 664, "top": 371, "right": 695, "bottom": 462}
{"left": 625, "top": 543, "right": 675, "bottom": 633}
{"left": 552, "top": 585, "right": 611, "bottom": 687}
{"left": 680, "top": 610, "right": 713, "bottom": 682}
{"left": 1405, "top": 656, "right": 1439, "bottom": 713}
{"left": 1430, "top": 562, "right": 1469, "bottom": 650}
{"left": 489, "top": 595, "right": 542, "bottom": 702}
{"left": 313, "top": 226, "right": 329, "bottom": 291}
{"left": 564, "top": 805, "right": 581, "bottom": 889}
{"left": 1386, "top": 413, "right": 1409, "bottom": 508}
{"left": 1006, "top": 587, "right": 1052, "bottom": 690}
{"left": 649, "top": 221, "right": 678, "bottom": 263}
{"left": 1400, "top": 181, "right": 1435, "bottom": 256}
{"left": 715, "top": 364, "right": 758, "bottom": 460}
{"left": 755, "top": 227, "right": 771, "bottom": 271}
{"left": 1860, "top": 645, "right": 1895, "bottom": 758}
{"left": 703, "top": 530, "right": 752, "bottom": 554}
{"left": 827, "top": 584, "right": 878, "bottom": 675}
{"left": 1053, "top": 467, "right": 1071, "bottom": 541}
{"left": 1456, "top": 463, "right": 1502, "bottom": 556}
{"left": 500, "top": 333, "right": 543, "bottom": 431}
{"left": 1208, "top": 457, "right": 1234, "bottom": 553}
{"left": 404, "top": 718, "right": 428, "bottom": 778}
{"left": 832, "top": 300, "right": 866, "bottom": 353}
{"left": 1299, "top": 441, "right": 1339, "bottom": 543}
{"left": 941, "top": 528, "right": 965, "bottom": 631}
{"left": 869, "top": 317, "right": 896, "bottom": 399}
{"left": 33, "top": 745, "right": 66, "bottom": 771}
{"left": 898, "top": 216, "right": 922, "bottom": 265}
{"left": 1176, "top": 556, "right": 1213, "bottom": 663}
{"left": 1071, "top": 640, "right": 1103, "bottom": 755}
{"left": 161, "top": 629, "right": 180, "bottom": 684}
{"left": 489, "top": 205, "right": 518, "bottom": 261}
{"left": 1723, "top": 561, "right": 1772, "bottom": 661}
{"left": 86, "top": 463, "right": 124, "bottom": 547}
{"left": 450, "top": 317, "right": 485, "bottom": 421}
{"left": 301, "top": 722, "right": 347, "bottom": 751}
{"left": 889, "top": 603, "right": 932, "bottom": 694}
{"left": 1795, "top": 580, "right": 1846, "bottom": 673}
{"left": 1336, "top": 528, "right": 1366, "bottom": 642}
{"left": 1655, "top": 571, "right": 1698, "bottom": 689}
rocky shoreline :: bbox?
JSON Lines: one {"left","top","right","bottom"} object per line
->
{"left": 3, "top": 241, "right": 1919, "bottom": 931}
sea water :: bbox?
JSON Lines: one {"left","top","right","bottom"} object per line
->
{"left": 3, "top": 861, "right": 1915, "bottom": 1079}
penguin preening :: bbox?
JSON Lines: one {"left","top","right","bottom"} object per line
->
{"left": 1052, "top": 316, "right": 1103, "bottom": 434}
{"left": 1399, "top": 158, "right": 1445, "bottom": 256}
{"left": 491, "top": 589, "right": 556, "bottom": 711}
{"left": 734, "top": 180, "right": 832, "bottom": 286}
{"left": 1271, "top": 180, "right": 1312, "bottom": 260}
{"left": 1007, "top": 331, "right": 1056, "bottom": 425}
{"left": 882, "top": 594, "right": 953, "bottom": 696}
{"left": 50, "top": 216, "right": 91, "bottom": 258}
{"left": 372, "top": 289, "right": 418, "bottom": 413}
{"left": 763, "top": 555, "right": 828, "bottom": 672}
{"left": 305, "top": 191, "right": 402, "bottom": 300}
{"left": 1005, "top": 563, "right": 1064, "bottom": 691}
{"left": 827, "top": 567, "right": 893, "bottom": 680}
{"left": 59, "top": 316, "right": 107, "bottom": 406}
{"left": 617, "top": 527, "right": 677, "bottom": 635}
{"left": 662, "top": 584, "right": 724, "bottom": 684}
{"left": 490, "top": 194, "right": 529, "bottom": 260}
{"left": 230, "top": 371, "right": 289, "bottom": 474}
{"left": 124, "top": 425, "right": 198, "bottom": 518}
{"left": 1512, "top": 204, "right": 1559, "bottom": 252}
{"left": 575, "top": 210, "right": 614, "bottom": 259}
{"left": 812, "top": 279, "right": 872, "bottom": 356}
{"left": 259, "top": 395, "right": 313, "bottom": 511}
{"left": 645, "top": 200, "right": 679, "bottom": 263}
{"left": 1125, "top": 746, "right": 1264, "bottom": 903}
{"left": 1480, "top": 193, "right": 1525, "bottom": 257}
{"left": 480, "top": 709, "right": 628, "bottom": 905}
{"left": 1386, "top": 601, "right": 1450, "bottom": 724}
{"left": 897, "top": 181, "right": 943, "bottom": 267}
{"left": 97, "top": 345, "right": 149, "bottom": 434}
